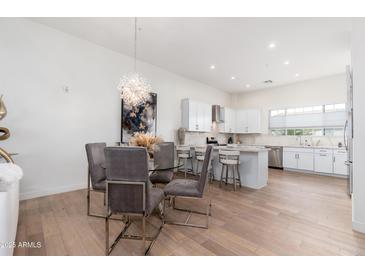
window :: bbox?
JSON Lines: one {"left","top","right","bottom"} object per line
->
{"left": 270, "top": 109, "right": 285, "bottom": 117}
{"left": 312, "top": 128, "right": 324, "bottom": 136}
{"left": 270, "top": 127, "right": 344, "bottom": 137}
{"left": 295, "top": 129, "right": 304, "bottom": 136}
{"left": 303, "top": 105, "right": 323, "bottom": 113}
{"left": 303, "top": 128, "right": 313, "bottom": 135}
{"left": 286, "top": 129, "right": 295, "bottom": 136}
{"left": 271, "top": 129, "right": 286, "bottom": 136}
{"left": 269, "top": 103, "right": 345, "bottom": 137}
{"left": 325, "top": 103, "right": 346, "bottom": 112}
{"left": 324, "top": 127, "right": 344, "bottom": 137}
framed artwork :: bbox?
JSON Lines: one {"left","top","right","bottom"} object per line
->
{"left": 121, "top": 93, "right": 157, "bottom": 143}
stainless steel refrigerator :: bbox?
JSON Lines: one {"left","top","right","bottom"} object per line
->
{"left": 345, "top": 66, "right": 354, "bottom": 196}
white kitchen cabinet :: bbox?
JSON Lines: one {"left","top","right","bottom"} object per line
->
{"left": 222, "top": 108, "right": 261, "bottom": 134}
{"left": 283, "top": 147, "right": 314, "bottom": 171}
{"left": 314, "top": 149, "right": 333, "bottom": 174}
{"left": 333, "top": 149, "right": 348, "bottom": 175}
{"left": 284, "top": 147, "right": 348, "bottom": 177}
{"left": 222, "top": 107, "right": 236, "bottom": 133}
{"left": 297, "top": 151, "right": 314, "bottom": 171}
{"left": 181, "top": 99, "right": 212, "bottom": 132}
{"left": 283, "top": 150, "right": 298, "bottom": 169}
{"left": 204, "top": 103, "right": 213, "bottom": 131}
{"left": 246, "top": 109, "right": 261, "bottom": 133}
{"left": 235, "top": 109, "right": 247, "bottom": 133}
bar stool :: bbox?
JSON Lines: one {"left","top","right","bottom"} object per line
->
{"left": 176, "top": 146, "right": 194, "bottom": 178}
{"left": 194, "top": 146, "right": 214, "bottom": 182}
{"left": 219, "top": 150, "right": 241, "bottom": 191}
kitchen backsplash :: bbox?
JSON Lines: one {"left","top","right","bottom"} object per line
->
{"left": 180, "top": 131, "right": 343, "bottom": 148}
{"left": 237, "top": 134, "right": 344, "bottom": 148}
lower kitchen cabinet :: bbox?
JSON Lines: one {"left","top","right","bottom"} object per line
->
{"left": 298, "top": 151, "right": 314, "bottom": 171}
{"left": 283, "top": 148, "right": 314, "bottom": 171}
{"left": 283, "top": 147, "right": 348, "bottom": 177}
{"left": 283, "top": 150, "right": 298, "bottom": 169}
{"left": 333, "top": 150, "right": 348, "bottom": 175}
{"left": 314, "top": 151, "right": 333, "bottom": 174}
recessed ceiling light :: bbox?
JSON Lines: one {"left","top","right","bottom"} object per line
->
{"left": 283, "top": 60, "right": 290, "bottom": 65}
{"left": 210, "top": 65, "right": 215, "bottom": 70}
{"left": 295, "top": 73, "right": 300, "bottom": 77}
{"left": 268, "top": 43, "right": 276, "bottom": 49}
{"left": 231, "top": 76, "right": 236, "bottom": 80}
{"left": 245, "top": 84, "right": 251, "bottom": 88}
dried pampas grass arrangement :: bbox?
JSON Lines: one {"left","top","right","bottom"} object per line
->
{"left": 129, "top": 133, "right": 163, "bottom": 158}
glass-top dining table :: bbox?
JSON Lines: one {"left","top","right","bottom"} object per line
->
{"left": 148, "top": 161, "right": 183, "bottom": 173}
{"left": 101, "top": 160, "right": 183, "bottom": 174}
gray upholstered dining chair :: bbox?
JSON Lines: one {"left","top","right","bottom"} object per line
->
{"left": 85, "top": 142, "right": 107, "bottom": 218}
{"left": 104, "top": 146, "right": 165, "bottom": 256}
{"left": 163, "top": 145, "right": 213, "bottom": 229}
{"left": 149, "top": 142, "right": 175, "bottom": 185}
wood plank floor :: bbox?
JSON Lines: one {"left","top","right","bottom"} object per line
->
{"left": 14, "top": 169, "right": 365, "bottom": 256}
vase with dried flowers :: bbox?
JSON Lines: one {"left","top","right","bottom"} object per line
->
{"left": 129, "top": 133, "right": 163, "bottom": 158}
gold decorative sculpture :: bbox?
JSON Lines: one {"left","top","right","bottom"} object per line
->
{"left": 0, "top": 95, "right": 7, "bottom": 120}
{"left": 0, "top": 94, "right": 13, "bottom": 163}
{"left": 0, "top": 127, "right": 10, "bottom": 141}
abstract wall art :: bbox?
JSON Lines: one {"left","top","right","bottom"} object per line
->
{"left": 121, "top": 93, "right": 157, "bottom": 143}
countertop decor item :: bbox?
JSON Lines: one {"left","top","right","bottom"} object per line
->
{"left": 129, "top": 132, "right": 163, "bottom": 158}
{"left": 117, "top": 18, "right": 152, "bottom": 106}
{"left": 177, "top": 127, "right": 186, "bottom": 145}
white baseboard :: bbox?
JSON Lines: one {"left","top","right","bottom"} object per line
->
{"left": 352, "top": 220, "right": 365, "bottom": 234}
{"left": 20, "top": 183, "right": 86, "bottom": 201}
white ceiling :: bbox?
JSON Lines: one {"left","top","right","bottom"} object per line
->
{"left": 31, "top": 17, "right": 351, "bottom": 93}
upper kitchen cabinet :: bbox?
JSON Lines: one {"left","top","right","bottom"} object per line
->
{"left": 222, "top": 107, "right": 236, "bottom": 133}
{"left": 236, "top": 109, "right": 261, "bottom": 134}
{"left": 181, "top": 98, "right": 212, "bottom": 132}
{"left": 219, "top": 107, "right": 261, "bottom": 134}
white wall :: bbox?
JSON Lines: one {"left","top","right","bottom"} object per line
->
{"left": 231, "top": 74, "right": 347, "bottom": 146}
{"left": 351, "top": 19, "right": 365, "bottom": 233}
{"left": 0, "top": 18, "right": 230, "bottom": 200}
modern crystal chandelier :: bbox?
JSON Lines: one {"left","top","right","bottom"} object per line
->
{"left": 117, "top": 18, "right": 152, "bottom": 106}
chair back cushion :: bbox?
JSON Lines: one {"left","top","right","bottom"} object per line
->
{"left": 197, "top": 145, "right": 213, "bottom": 194}
{"left": 154, "top": 142, "right": 174, "bottom": 169}
{"left": 85, "top": 143, "right": 106, "bottom": 189}
{"left": 104, "top": 146, "right": 150, "bottom": 214}
{"left": 105, "top": 146, "right": 149, "bottom": 182}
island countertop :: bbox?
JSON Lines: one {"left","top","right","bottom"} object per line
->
{"left": 187, "top": 144, "right": 270, "bottom": 153}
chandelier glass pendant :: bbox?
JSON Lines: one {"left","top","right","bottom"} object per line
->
{"left": 117, "top": 18, "right": 152, "bottom": 106}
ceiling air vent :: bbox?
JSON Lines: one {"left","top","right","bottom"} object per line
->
{"left": 263, "top": 80, "right": 273, "bottom": 84}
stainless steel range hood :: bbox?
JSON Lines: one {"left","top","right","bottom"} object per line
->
{"left": 212, "top": 105, "right": 224, "bottom": 123}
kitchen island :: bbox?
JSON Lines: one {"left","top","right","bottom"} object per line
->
{"left": 188, "top": 145, "right": 269, "bottom": 189}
